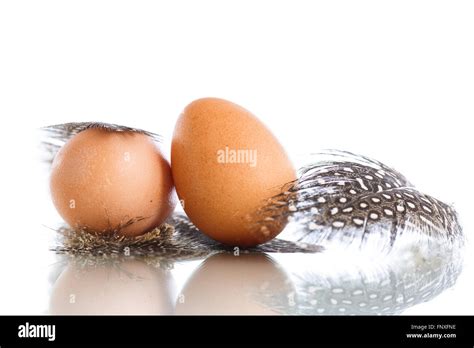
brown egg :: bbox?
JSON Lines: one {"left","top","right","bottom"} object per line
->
{"left": 171, "top": 98, "right": 296, "bottom": 246}
{"left": 50, "top": 128, "right": 176, "bottom": 236}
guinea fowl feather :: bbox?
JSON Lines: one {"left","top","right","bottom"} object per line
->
{"left": 263, "top": 150, "right": 463, "bottom": 254}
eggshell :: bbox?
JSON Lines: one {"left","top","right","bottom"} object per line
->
{"left": 171, "top": 98, "right": 296, "bottom": 246}
{"left": 50, "top": 128, "right": 176, "bottom": 236}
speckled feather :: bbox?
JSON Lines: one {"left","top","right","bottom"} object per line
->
{"left": 52, "top": 213, "right": 322, "bottom": 260}
{"left": 262, "top": 150, "right": 463, "bottom": 251}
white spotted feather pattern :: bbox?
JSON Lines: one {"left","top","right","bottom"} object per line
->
{"left": 263, "top": 150, "right": 463, "bottom": 253}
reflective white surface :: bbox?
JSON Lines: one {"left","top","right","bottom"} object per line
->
{"left": 0, "top": 154, "right": 471, "bottom": 315}
{"left": 0, "top": 0, "right": 473, "bottom": 315}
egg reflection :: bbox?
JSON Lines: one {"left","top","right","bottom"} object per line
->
{"left": 175, "top": 252, "right": 294, "bottom": 315}
{"left": 50, "top": 258, "right": 175, "bottom": 315}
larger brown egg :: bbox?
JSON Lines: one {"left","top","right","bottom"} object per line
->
{"left": 50, "top": 128, "right": 176, "bottom": 236}
{"left": 171, "top": 98, "right": 296, "bottom": 246}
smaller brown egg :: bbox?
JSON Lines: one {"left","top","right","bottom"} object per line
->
{"left": 50, "top": 128, "right": 176, "bottom": 236}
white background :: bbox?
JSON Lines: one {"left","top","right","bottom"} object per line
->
{"left": 0, "top": 0, "right": 473, "bottom": 314}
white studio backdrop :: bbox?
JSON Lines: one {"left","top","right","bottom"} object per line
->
{"left": 0, "top": 0, "right": 473, "bottom": 314}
